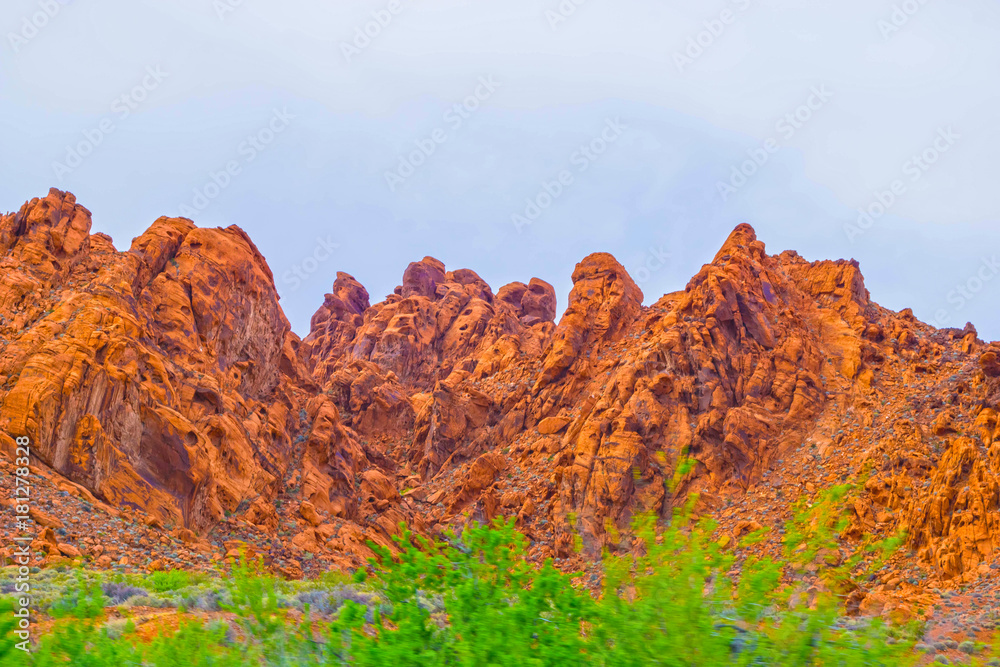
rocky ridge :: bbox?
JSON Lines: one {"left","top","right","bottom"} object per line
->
{"left": 3, "top": 190, "right": 1000, "bottom": 634}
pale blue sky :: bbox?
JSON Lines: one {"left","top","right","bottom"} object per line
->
{"left": 2, "top": 0, "right": 998, "bottom": 339}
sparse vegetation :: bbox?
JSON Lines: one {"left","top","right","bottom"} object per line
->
{"left": 0, "top": 494, "right": 989, "bottom": 665}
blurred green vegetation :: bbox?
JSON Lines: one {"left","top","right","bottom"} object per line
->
{"left": 0, "top": 486, "right": 988, "bottom": 665}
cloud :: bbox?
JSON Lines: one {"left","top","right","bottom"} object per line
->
{"left": 1, "top": 0, "right": 997, "bottom": 338}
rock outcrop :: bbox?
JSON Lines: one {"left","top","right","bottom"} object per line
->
{"left": 4, "top": 188, "right": 1000, "bottom": 593}
{"left": 300, "top": 256, "right": 558, "bottom": 478}
{"left": 299, "top": 224, "right": 883, "bottom": 560}
{"left": 0, "top": 190, "right": 399, "bottom": 572}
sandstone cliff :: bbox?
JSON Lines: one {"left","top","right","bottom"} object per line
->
{"left": 0, "top": 190, "right": 400, "bottom": 574}
{"left": 3, "top": 189, "right": 999, "bottom": 595}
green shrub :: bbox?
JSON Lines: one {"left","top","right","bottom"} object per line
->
{"left": 2, "top": 490, "right": 981, "bottom": 666}
{"left": 144, "top": 570, "right": 197, "bottom": 593}
{"left": 47, "top": 572, "right": 105, "bottom": 619}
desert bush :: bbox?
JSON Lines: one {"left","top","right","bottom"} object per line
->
{"left": 46, "top": 572, "right": 104, "bottom": 619}
{"left": 145, "top": 569, "right": 197, "bottom": 593}
{"left": 101, "top": 582, "right": 147, "bottom": 606}
{"left": 1, "top": 490, "right": 979, "bottom": 666}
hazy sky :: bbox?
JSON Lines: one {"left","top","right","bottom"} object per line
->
{"left": 2, "top": 0, "right": 998, "bottom": 340}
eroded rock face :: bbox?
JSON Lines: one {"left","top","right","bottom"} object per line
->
{"left": 301, "top": 257, "right": 558, "bottom": 477}
{"left": 528, "top": 226, "right": 847, "bottom": 554}
{"left": 298, "top": 224, "right": 886, "bottom": 559}
{"left": 301, "top": 272, "right": 370, "bottom": 380}
{"left": 533, "top": 252, "right": 643, "bottom": 389}
{"left": 849, "top": 344, "right": 1000, "bottom": 581}
{"left": 7, "top": 189, "right": 1000, "bottom": 588}
{"left": 0, "top": 191, "right": 294, "bottom": 529}
{"left": 299, "top": 221, "right": 1000, "bottom": 581}
{"left": 0, "top": 191, "right": 392, "bottom": 559}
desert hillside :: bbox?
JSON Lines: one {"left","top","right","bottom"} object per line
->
{"left": 3, "top": 188, "right": 1000, "bottom": 635}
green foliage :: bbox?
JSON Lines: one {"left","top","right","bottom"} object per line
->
{"left": 29, "top": 622, "right": 141, "bottom": 667}
{"left": 145, "top": 569, "right": 197, "bottom": 593}
{"left": 0, "top": 492, "right": 957, "bottom": 666}
{"left": 219, "top": 552, "right": 280, "bottom": 630}
{"left": 667, "top": 447, "right": 696, "bottom": 492}
{"left": 317, "top": 569, "right": 351, "bottom": 588}
{"left": 0, "top": 598, "right": 21, "bottom": 661}
{"left": 783, "top": 484, "right": 906, "bottom": 594}
{"left": 589, "top": 507, "right": 736, "bottom": 665}
{"left": 142, "top": 618, "right": 243, "bottom": 667}
{"left": 48, "top": 571, "right": 105, "bottom": 619}
{"left": 329, "top": 517, "right": 590, "bottom": 666}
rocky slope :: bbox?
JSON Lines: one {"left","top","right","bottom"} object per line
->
{"left": 3, "top": 189, "right": 1000, "bottom": 618}
{"left": 0, "top": 189, "right": 405, "bottom": 575}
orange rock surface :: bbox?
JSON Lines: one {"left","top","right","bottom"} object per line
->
{"left": 0, "top": 190, "right": 400, "bottom": 572}
{"left": 3, "top": 189, "right": 1000, "bottom": 603}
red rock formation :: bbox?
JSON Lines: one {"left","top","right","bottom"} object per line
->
{"left": 6, "top": 188, "right": 1000, "bottom": 594}
{"left": 0, "top": 190, "right": 295, "bottom": 528}
{"left": 293, "top": 225, "right": 875, "bottom": 558}
{"left": 850, "top": 342, "right": 1000, "bottom": 582}
{"left": 0, "top": 190, "right": 398, "bottom": 569}
{"left": 299, "top": 221, "right": 1000, "bottom": 581}
{"left": 300, "top": 256, "right": 558, "bottom": 477}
